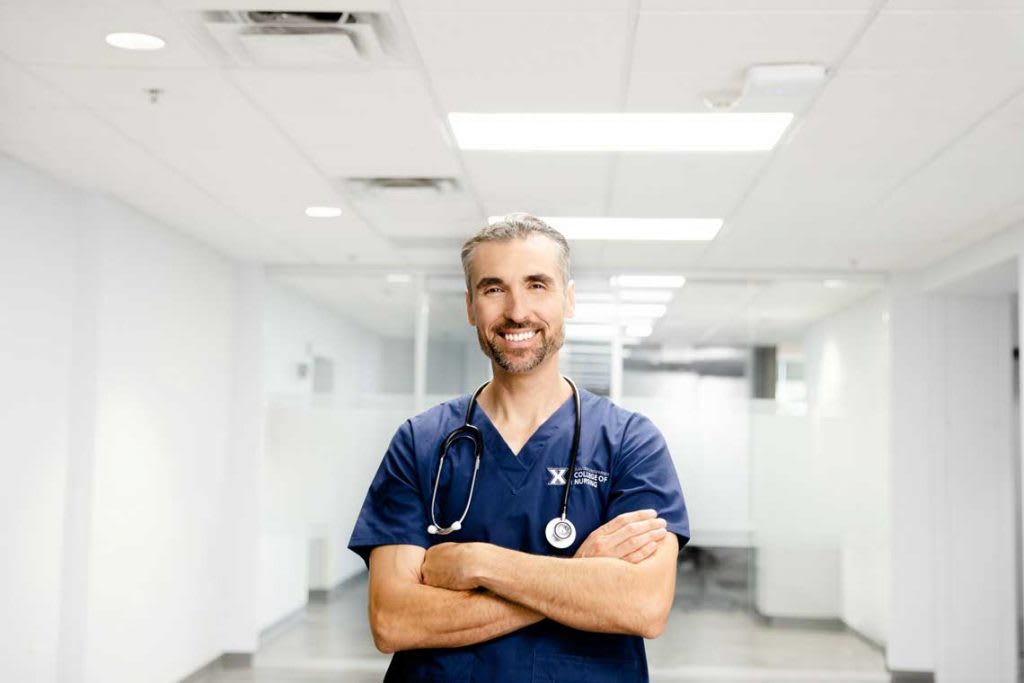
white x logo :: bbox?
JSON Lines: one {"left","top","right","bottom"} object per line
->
{"left": 547, "top": 467, "right": 568, "bottom": 486}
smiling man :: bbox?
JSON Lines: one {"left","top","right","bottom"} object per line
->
{"left": 348, "top": 213, "right": 690, "bottom": 683}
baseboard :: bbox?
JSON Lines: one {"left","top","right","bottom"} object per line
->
{"left": 889, "top": 672, "right": 934, "bottom": 683}
{"left": 179, "top": 652, "right": 253, "bottom": 682}
{"left": 307, "top": 571, "right": 366, "bottom": 604}
{"left": 762, "top": 615, "right": 846, "bottom": 631}
{"left": 752, "top": 607, "right": 845, "bottom": 632}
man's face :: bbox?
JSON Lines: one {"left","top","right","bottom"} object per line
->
{"left": 465, "top": 234, "right": 575, "bottom": 375}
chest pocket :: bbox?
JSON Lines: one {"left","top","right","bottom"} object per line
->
{"left": 532, "top": 653, "right": 643, "bottom": 683}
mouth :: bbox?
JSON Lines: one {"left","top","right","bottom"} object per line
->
{"left": 499, "top": 329, "right": 538, "bottom": 344}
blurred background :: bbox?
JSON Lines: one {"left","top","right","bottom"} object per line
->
{"left": 1, "top": 1, "right": 1023, "bottom": 682}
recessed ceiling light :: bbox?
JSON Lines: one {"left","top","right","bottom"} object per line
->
{"left": 105, "top": 32, "right": 166, "bottom": 51}
{"left": 488, "top": 216, "right": 722, "bottom": 241}
{"left": 305, "top": 206, "right": 342, "bottom": 218}
{"left": 824, "top": 279, "right": 845, "bottom": 288}
{"left": 611, "top": 275, "right": 686, "bottom": 289}
{"left": 450, "top": 113, "right": 794, "bottom": 152}
{"left": 386, "top": 273, "right": 412, "bottom": 284}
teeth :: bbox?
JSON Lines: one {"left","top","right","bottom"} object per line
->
{"left": 504, "top": 330, "right": 536, "bottom": 342}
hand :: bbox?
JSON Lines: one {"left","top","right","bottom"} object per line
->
{"left": 574, "top": 509, "right": 668, "bottom": 564}
{"left": 421, "top": 542, "right": 482, "bottom": 591}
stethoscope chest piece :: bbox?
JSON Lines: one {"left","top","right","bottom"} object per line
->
{"left": 545, "top": 515, "right": 577, "bottom": 549}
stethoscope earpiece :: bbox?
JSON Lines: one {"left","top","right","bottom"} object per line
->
{"left": 427, "top": 377, "right": 582, "bottom": 550}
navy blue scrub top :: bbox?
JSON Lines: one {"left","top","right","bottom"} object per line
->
{"left": 348, "top": 388, "right": 690, "bottom": 683}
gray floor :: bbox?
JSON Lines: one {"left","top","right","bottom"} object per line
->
{"left": 193, "top": 559, "right": 890, "bottom": 683}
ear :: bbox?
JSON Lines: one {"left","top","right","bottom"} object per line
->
{"left": 565, "top": 279, "right": 576, "bottom": 320}
{"left": 465, "top": 290, "right": 476, "bottom": 326}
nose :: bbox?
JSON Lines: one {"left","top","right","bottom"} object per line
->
{"left": 504, "top": 286, "right": 529, "bottom": 323}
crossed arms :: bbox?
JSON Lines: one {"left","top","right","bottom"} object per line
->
{"left": 367, "top": 509, "right": 679, "bottom": 653}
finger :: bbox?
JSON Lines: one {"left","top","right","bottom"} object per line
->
{"left": 604, "top": 516, "right": 666, "bottom": 550}
{"left": 623, "top": 540, "right": 659, "bottom": 564}
{"left": 599, "top": 509, "right": 657, "bottom": 535}
{"left": 615, "top": 526, "right": 667, "bottom": 556}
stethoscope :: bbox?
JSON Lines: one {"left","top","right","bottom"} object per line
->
{"left": 426, "top": 376, "right": 582, "bottom": 550}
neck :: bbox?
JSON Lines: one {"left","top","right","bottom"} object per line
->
{"left": 480, "top": 355, "right": 571, "bottom": 424}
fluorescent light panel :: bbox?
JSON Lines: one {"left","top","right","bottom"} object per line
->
{"left": 451, "top": 113, "right": 794, "bottom": 152}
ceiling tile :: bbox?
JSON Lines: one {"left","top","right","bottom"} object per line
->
{"left": 698, "top": 68, "right": 1022, "bottom": 269}
{"left": 844, "top": 8, "right": 1024, "bottom": 70}
{"left": 609, "top": 154, "right": 767, "bottom": 217}
{"left": 464, "top": 152, "right": 612, "bottom": 216}
{"left": 229, "top": 69, "right": 461, "bottom": 178}
{"left": 403, "top": 0, "right": 628, "bottom": 11}
{"left": 848, "top": 89, "right": 1024, "bottom": 268}
{"left": 630, "top": 10, "right": 867, "bottom": 80}
{"left": 405, "top": 9, "right": 629, "bottom": 111}
{"left": 0, "top": 5, "right": 210, "bottom": 68}
{"left": 640, "top": 0, "right": 875, "bottom": 10}
{"left": 0, "top": 105, "right": 293, "bottom": 263}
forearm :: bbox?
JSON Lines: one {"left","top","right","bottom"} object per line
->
{"left": 370, "top": 581, "right": 543, "bottom": 652}
{"left": 472, "top": 538, "right": 677, "bottom": 638}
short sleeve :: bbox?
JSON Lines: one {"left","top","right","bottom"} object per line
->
{"left": 347, "top": 421, "right": 430, "bottom": 566}
{"left": 607, "top": 413, "right": 690, "bottom": 549}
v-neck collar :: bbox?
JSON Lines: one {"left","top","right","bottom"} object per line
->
{"left": 471, "top": 393, "right": 575, "bottom": 493}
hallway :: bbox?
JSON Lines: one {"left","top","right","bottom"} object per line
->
{"left": 192, "top": 573, "right": 888, "bottom": 683}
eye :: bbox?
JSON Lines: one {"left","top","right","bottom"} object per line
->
{"left": 485, "top": 286, "right": 503, "bottom": 294}
{"left": 529, "top": 282, "right": 546, "bottom": 290}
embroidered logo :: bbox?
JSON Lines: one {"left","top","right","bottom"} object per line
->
{"left": 546, "top": 466, "right": 610, "bottom": 488}
{"left": 572, "top": 466, "right": 610, "bottom": 489}
{"left": 546, "top": 467, "right": 568, "bottom": 486}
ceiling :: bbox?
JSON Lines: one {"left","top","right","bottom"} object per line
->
{"left": 1, "top": 0, "right": 1022, "bottom": 344}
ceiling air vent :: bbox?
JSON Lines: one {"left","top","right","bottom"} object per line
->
{"left": 202, "top": 10, "right": 400, "bottom": 67}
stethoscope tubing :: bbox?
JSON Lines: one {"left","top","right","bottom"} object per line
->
{"left": 427, "top": 376, "right": 581, "bottom": 545}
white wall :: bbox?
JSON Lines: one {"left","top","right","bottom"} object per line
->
{"left": 0, "top": 151, "right": 397, "bottom": 682}
{"left": 889, "top": 282, "right": 1018, "bottom": 680}
{"left": 0, "top": 150, "right": 249, "bottom": 682}
{"left": 0, "top": 155, "right": 80, "bottom": 682}
{"left": 85, "top": 194, "right": 238, "bottom": 683}
{"left": 803, "top": 292, "right": 891, "bottom": 644}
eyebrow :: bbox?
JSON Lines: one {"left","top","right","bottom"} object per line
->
{"left": 474, "top": 276, "right": 505, "bottom": 291}
{"left": 474, "top": 273, "right": 557, "bottom": 291}
{"left": 525, "top": 273, "right": 557, "bottom": 286}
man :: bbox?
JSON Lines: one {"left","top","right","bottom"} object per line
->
{"left": 348, "top": 213, "right": 689, "bottom": 682}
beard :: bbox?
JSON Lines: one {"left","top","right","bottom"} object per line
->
{"left": 478, "top": 322, "right": 565, "bottom": 374}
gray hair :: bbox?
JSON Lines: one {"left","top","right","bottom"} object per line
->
{"left": 461, "top": 213, "right": 571, "bottom": 293}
